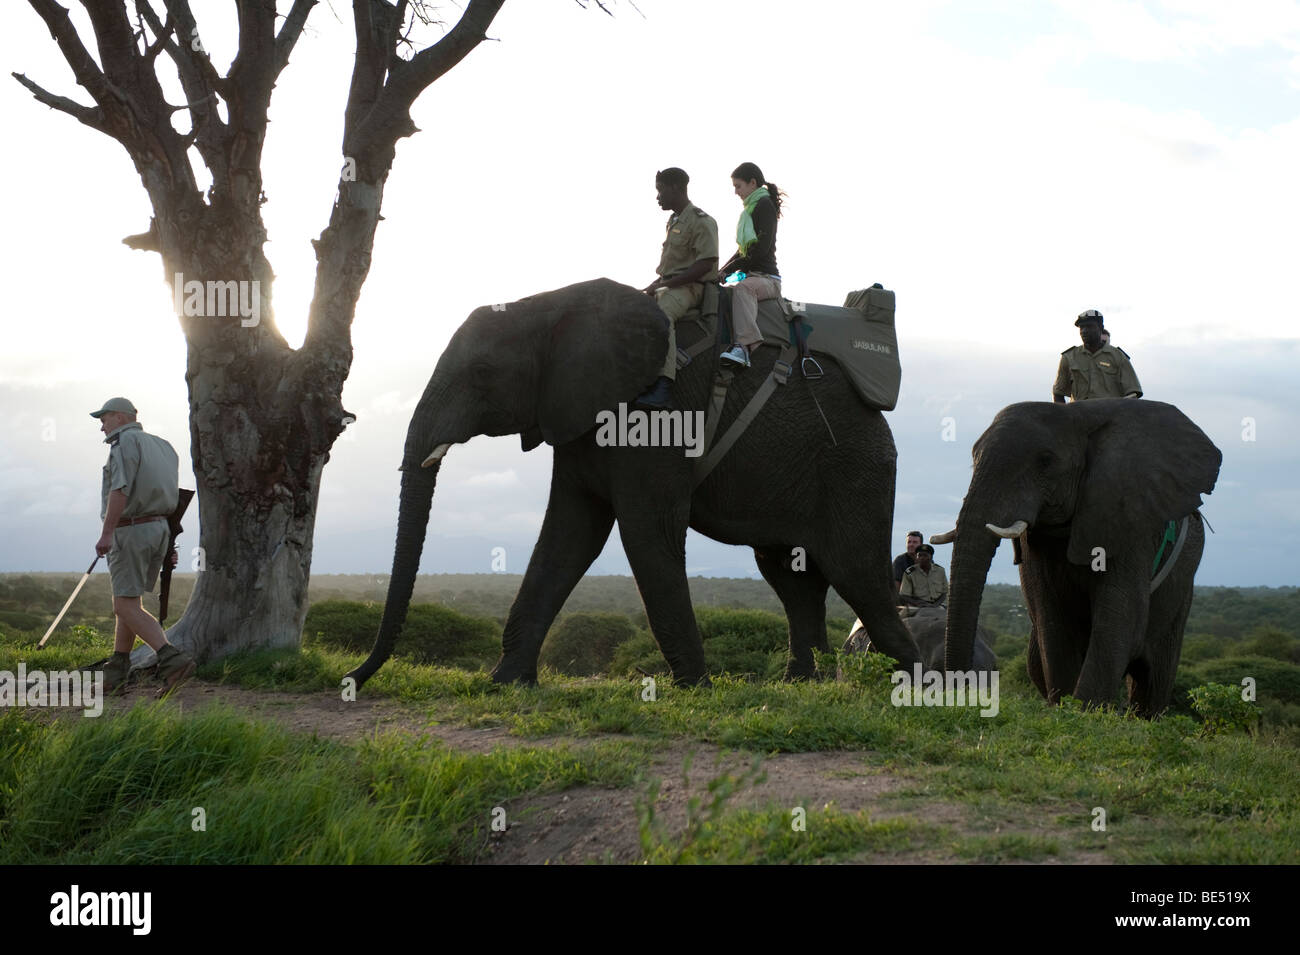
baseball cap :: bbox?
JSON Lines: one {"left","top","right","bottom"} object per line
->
{"left": 1074, "top": 309, "right": 1104, "bottom": 327}
{"left": 89, "top": 397, "right": 138, "bottom": 418}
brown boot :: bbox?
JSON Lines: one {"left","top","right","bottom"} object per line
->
{"left": 102, "top": 651, "right": 132, "bottom": 696}
{"left": 154, "top": 644, "right": 196, "bottom": 698}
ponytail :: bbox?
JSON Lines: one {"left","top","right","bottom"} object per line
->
{"left": 731, "top": 161, "right": 783, "bottom": 218}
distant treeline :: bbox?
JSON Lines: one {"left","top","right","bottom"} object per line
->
{"left": 2, "top": 572, "right": 1296, "bottom": 645}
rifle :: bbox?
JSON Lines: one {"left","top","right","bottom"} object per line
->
{"left": 160, "top": 488, "right": 195, "bottom": 623}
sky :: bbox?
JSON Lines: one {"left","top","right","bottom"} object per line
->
{"left": 1, "top": 0, "right": 1298, "bottom": 586}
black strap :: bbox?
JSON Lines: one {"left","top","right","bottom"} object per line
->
{"left": 693, "top": 343, "right": 799, "bottom": 486}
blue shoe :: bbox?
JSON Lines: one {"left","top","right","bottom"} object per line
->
{"left": 720, "top": 345, "right": 751, "bottom": 368}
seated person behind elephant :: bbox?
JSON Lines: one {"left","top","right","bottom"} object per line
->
{"left": 899, "top": 543, "right": 947, "bottom": 608}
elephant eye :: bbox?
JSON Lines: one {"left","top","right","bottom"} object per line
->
{"left": 469, "top": 363, "right": 493, "bottom": 389}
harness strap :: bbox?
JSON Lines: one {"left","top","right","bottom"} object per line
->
{"left": 1150, "top": 516, "right": 1190, "bottom": 593}
{"left": 693, "top": 343, "right": 799, "bottom": 486}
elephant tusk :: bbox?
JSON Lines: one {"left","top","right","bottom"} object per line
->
{"left": 421, "top": 443, "right": 453, "bottom": 468}
{"left": 930, "top": 529, "right": 957, "bottom": 545}
{"left": 986, "top": 519, "right": 1028, "bottom": 539}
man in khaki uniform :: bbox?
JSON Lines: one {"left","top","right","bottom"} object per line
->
{"left": 637, "top": 167, "right": 719, "bottom": 408}
{"left": 899, "top": 544, "right": 948, "bottom": 608}
{"left": 91, "top": 397, "right": 195, "bottom": 695}
{"left": 1053, "top": 309, "right": 1143, "bottom": 402}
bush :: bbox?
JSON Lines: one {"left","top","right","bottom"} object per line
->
{"left": 0, "top": 611, "right": 42, "bottom": 631}
{"left": 1180, "top": 633, "right": 1228, "bottom": 663}
{"left": 539, "top": 612, "right": 637, "bottom": 676}
{"left": 303, "top": 600, "right": 500, "bottom": 670}
{"left": 1185, "top": 656, "right": 1300, "bottom": 707}
{"left": 1242, "top": 626, "right": 1300, "bottom": 663}
{"left": 607, "top": 607, "right": 792, "bottom": 681}
{"left": 1188, "top": 682, "right": 1258, "bottom": 736}
{"left": 697, "top": 607, "right": 788, "bottom": 680}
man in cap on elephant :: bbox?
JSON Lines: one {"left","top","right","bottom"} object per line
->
{"left": 638, "top": 167, "right": 719, "bottom": 409}
{"left": 1053, "top": 309, "right": 1142, "bottom": 402}
{"left": 91, "top": 397, "right": 195, "bottom": 695}
{"left": 899, "top": 543, "right": 948, "bottom": 609}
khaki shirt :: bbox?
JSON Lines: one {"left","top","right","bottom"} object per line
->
{"left": 101, "top": 422, "right": 180, "bottom": 520}
{"left": 900, "top": 562, "right": 948, "bottom": 604}
{"left": 1053, "top": 344, "right": 1143, "bottom": 400}
{"left": 656, "top": 202, "right": 719, "bottom": 283}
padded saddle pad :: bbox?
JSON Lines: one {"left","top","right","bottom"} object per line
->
{"left": 754, "top": 287, "right": 900, "bottom": 411}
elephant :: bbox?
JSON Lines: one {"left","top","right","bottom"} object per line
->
{"left": 347, "top": 277, "right": 921, "bottom": 688}
{"left": 935, "top": 399, "right": 1221, "bottom": 717}
{"left": 844, "top": 606, "right": 998, "bottom": 673}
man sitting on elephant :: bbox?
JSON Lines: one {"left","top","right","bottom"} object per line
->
{"left": 638, "top": 167, "right": 719, "bottom": 409}
{"left": 899, "top": 543, "right": 947, "bottom": 609}
{"left": 1053, "top": 308, "right": 1142, "bottom": 403}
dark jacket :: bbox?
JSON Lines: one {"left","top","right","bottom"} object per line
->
{"left": 724, "top": 195, "right": 779, "bottom": 276}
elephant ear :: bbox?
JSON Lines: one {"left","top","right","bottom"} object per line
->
{"left": 536, "top": 278, "right": 669, "bottom": 447}
{"left": 1067, "top": 400, "right": 1222, "bottom": 566}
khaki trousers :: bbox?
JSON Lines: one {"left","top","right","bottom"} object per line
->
{"left": 654, "top": 283, "right": 704, "bottom": 380}
{"left": 731, "top": 274, "right": 780, "bottom": 348}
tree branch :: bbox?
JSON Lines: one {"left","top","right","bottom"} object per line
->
{"left": 274, "top": 0, "right": 316, "bottom": 75}
{"left": 395, "top": 0, "right": 506, "bottom": 100}
{"left": 11, "top": 71, "right": 105, "bottom": 130}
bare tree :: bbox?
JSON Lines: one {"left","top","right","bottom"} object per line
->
{"left": 13, "top": 0, "right": 507, "bottom": 660}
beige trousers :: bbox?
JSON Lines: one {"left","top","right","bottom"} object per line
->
{"left": 654, "top": 283, "right": 703, "bottom": 380}
{"left": 731, "top": 274, "right": 780, "bottom": 348}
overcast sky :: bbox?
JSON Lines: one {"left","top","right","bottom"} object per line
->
{"left": 1, "top": 0, "right": 1297, "bottom": 586}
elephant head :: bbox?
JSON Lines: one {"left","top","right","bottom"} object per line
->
{"left": 941, "top": 399, "right": 1221, "bottom": 672}
{"left": 346, "top": 278, "right": 668, "bottom": 686}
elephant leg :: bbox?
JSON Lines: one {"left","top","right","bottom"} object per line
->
{"left": 1128, "top": 538, "right": 1201, "bottom": 717}
{"left": 1022, "top": 560, "right": 1089, "bottom": 704}
{"left": 491, "top": 471, "right": 615, "bottom": 685}
{"left": 612, "top": 465, "right": 708, "bottom": 687}
{"left": 1026, "top": 623, "right": 1048, "bottom": 699}
{"left": 824, "top": 567, "right": 920, "bottom": 669}
{"left": 754, "top": 547, "right": 830, "bottom": 681}
{"left": 1073, "top": 580, "right": 1148, "bottom": 709}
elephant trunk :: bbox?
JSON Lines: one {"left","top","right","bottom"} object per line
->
{"left": 346, "top": 460, "right": 441, "bottom": 687}
{"left": 944, "top": 498, "right": 1011, "bottom": 672}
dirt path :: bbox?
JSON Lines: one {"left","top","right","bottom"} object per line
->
{"left": 72, "top": 678, "right": 1104, "bottom": 864}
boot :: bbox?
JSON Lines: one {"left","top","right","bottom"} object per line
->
{"left": 635, "top": 376, "right": 674, "bottom": 409}
{"left": 155, "top": 644, "right": 196, "bottom": 698}
{"left": 102, "top": 651, "right": 131, "bottom": 696}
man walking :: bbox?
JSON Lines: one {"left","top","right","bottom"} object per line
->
{"left": 91, "top": 397, "right": 195, "bottom": 695}
{"left": 1053, "top": 309, "right": 1142, "bottom": 402}
{"left": 638, "top": 167, "right": 719, "bottom": 408}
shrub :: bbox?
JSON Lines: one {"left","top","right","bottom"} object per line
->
{"left": 1188, "top": 682, "right": 1258, "bottom": 736}
{"left": 539, "top": 612, "right": 638, "bottom": 676}
{"left": 1180, "top": 632, "right": 1227, "bottom": 663}
{"left": 1186, "top": 656, "right": 1300, "bottom": 707}
{"left": 1242, "top": 626, "right": 1299, "bottom": 663}
{"left": 607, "top": 608, "right": 791, "bottom": 680}
{"left": 303, "top": 600, "right": 499, "bottom": 670}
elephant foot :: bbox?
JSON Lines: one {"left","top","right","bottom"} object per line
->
{"left": 489, "top": 657, "right": 539, "bottom": 687}
{"left": 782, "top": 660, "right": 820, "bottom": 683}
{"left": 670, "top": 670, "right": 712, "bottom": 689}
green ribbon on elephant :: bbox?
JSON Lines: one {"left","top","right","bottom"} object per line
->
{"left": 736, "top": 185, "right": 769, "bottom": 254}
{"left": 1151, "top": 519, "right": 1177, "bottom": 575}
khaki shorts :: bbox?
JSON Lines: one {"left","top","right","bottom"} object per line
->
{"left": 107, "top": 521, "right": 169, "bottom": 598}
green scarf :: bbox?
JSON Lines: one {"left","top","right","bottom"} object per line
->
{"left": 736, "top": 185, "right": 769, "bottom": 254}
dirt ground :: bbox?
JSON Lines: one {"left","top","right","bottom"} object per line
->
{"left": 55, "top": 677, "right": 1106, "bottom": 864}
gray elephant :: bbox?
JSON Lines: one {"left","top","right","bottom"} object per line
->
{"left": 936, "top": 399, "right": 1220, "bottom": 717}
{"left": 844, "top": 606, "right": 998, "bottom": 673}
{"left": 347, "top": 278, "right": 920, "bottom": 688}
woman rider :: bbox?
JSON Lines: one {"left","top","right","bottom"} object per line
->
{"left": 719, "top": 161, "right": 783, "bottom": 368}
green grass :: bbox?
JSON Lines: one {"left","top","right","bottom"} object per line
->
{"left": 0, "top": 704, "right": 643, "bottom": 864}
{"left": 3, "top": 620, "right": 1299, "bottom": 864}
